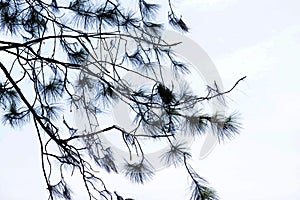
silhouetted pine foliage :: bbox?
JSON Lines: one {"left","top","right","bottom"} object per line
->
{"left": 0, "top": 0, "right": 246, "bottom": 199}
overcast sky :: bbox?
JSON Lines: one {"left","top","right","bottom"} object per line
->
{"left": 0, "top": 0, "right": 300, "bottom": 199}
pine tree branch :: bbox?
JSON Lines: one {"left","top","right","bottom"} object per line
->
{"left": 0, "top": 62, "right": 65, "bottom": 145}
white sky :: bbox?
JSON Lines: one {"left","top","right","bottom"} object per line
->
{"left": 0, "top": 0, "right": 300, "bottom": 199}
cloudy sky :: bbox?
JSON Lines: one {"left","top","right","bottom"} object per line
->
{"left": 0, "top": 0, "right": 299, "bottom": 199}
